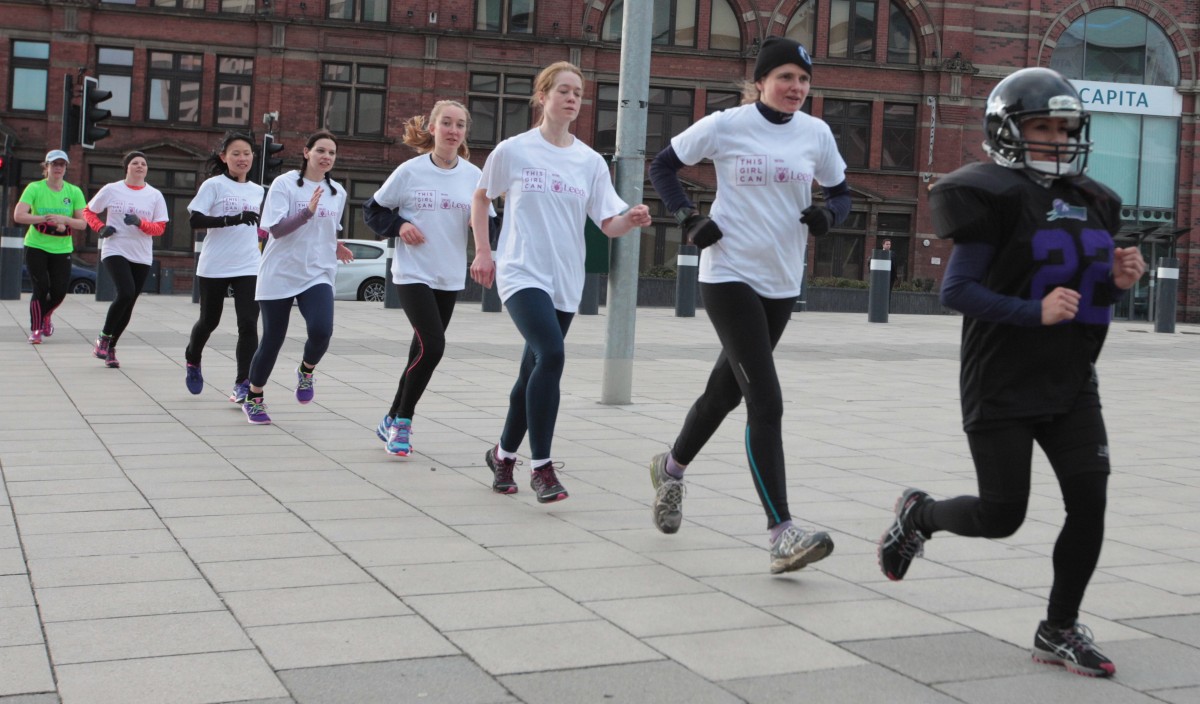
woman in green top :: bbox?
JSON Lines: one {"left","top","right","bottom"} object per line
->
{"left": 13, "top": 149, "right": 87, "bottom": 344}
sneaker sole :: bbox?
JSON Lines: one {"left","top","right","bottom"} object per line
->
{"left": 536, "top": 491, "right": 568, "bottom": 504}
{"left": 770, "top": 541, "right": 833, "bottom": 574}
{"left": 245, "top": 416, "right": 271, "bottom": 425}
{"left": 386, "top": 447, "right": 411, "bottom": 457}
{"left": 1031, "top": 651, "right": 1115, "bottom": 678}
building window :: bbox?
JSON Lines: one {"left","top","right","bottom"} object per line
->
{"left": 328, "top": 0, "right": 387, "bottom": 22}
{"left": 813, "top": 210, "right": 867, "bottom": 279}
{"left": 220, "top": 0, "right": 257, "bottom": 13}
{"left": 321, "top": 63, "right": 386, "bottom": 136}
{"left": 11, "top": 41, "right": 49, "bottom": 112}
{"left": 147, "top": 51, "right": 202, "bottom": 123}
{"left": 830, "top": 0, "right": 875, "bottom": 60}
{"left": 881, "top": 103, "right": 915, "bottom": 171}
{"left": 346, "top": 180, "right": 385, "bottom": 240}
{"left": 886, "top": 2, "right": 917, "bottom": 65}
{"left": 96, "top": 48, "right": 133, "bottom": 120}
{"left": 877, "top": 213, "right": 910, "bottom": 282}
{"left": 603, "top": 0, "right": 697, "bottom": 48}
{"left": 595, "top": 84, "right": 693, "bottom": 156}
{"left": 709, "top": 0, "right": 740, "bottom": 51}
{"left": 823, "top": 99, "right": 871, "bottom": 168}
{"left": 216, "top": 57, "right": 254, "bottom": 127}
{"left": 476, "top": 0, "right": 533, "bottom": 33}
{"left": 1051, "top": 8, "right": 1179, "bottom": 86}
{"left": 152, "top": 0, "right": 205, "bottom": 9}
{"left": 468, "top": 73, "right": 532, "bottom": 146}
{"left": 637, "top": 198, "right": 682, "bottom": 274}
{"left": 705, "top": 91, "right": 740, "bottom": 115}
{"left": 785, "top": 1, "right": 815, "bottom": 50}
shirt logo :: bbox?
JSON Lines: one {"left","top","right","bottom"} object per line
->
{"left": 1046, "top": 199, "right": 1087, "bottom": 222}
{"left": 736, "top": 156, "right": 767, "bottom": 186}
{"left": 415, "top": 190, "right": 436, "bottom": 210}
{"left": 522, "top": 168, "right": 546, "bottom": 192}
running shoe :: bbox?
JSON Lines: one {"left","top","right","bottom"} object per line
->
{"left": 386, "top": 418, "right": 412, "bottom": 456}
{"left": 295, "top": 365, "right": 315, "bottom": 404}
{"left": 878, "top": 488, "right": 932, "bottom": 581}
{"left": 229, "top": 379, "right": 250, "bottom": 404}
{"left": 41, "top": 315, "right": 54, "bottom": 337}
{"left": 28, "top": 329, "right": 42, "bottom": 345}
{"left": 104, "top": 349, "right": 120, "bottom": 369}
{"left": 769, "top": 524, "right": 834, "bottom": 574}
{"left": 185, "top": 363, "right": 203, "bottom": 395}
{"left": 530, "top": 463, "right": 568, "bottom": 504}
{"left": 1032, "top": 621, "right": 1115, "bottom": 677}
{"left": 649, "top": 452, "right": 685, "bottom": 534}
{"left": 243, "top": 396, "right": 271, "bottom": 424}
{"left": 93, "top": 334, "right": 111, "bottom": 359}
{"left": 376, "top": 414, "right": 393, "bottom": 442}
{"left": 486, "top": 446, "right": 518, "bottom": 494}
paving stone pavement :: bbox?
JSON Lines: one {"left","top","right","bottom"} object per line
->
{"left": 2, "top": 293, "right": 1198, "bottom": 704}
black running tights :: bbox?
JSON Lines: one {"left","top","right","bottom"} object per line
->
{"left": 25, "top": 247, "right": 70, "bottom": 332}
{"left": 101, "top": 256, "right": 150, "bottom": 345}
{"left": 186, "top": 275, "right": 260, "bottom": 382}
{"left": 388, "top": 284, "right": 457, "bottom": 420}
{"left": 673, "top": 281, "right": 797, "bottom": 529}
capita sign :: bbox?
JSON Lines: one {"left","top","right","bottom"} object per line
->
{"left": 1069, "top": 80, "right": 1182, "bottom": 117}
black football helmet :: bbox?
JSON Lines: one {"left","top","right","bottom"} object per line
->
{"left": 983, "top": 67, "right": 1091, "bottom": 178}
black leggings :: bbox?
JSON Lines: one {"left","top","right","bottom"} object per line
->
{"left": 101, "top": 256, "right": 151, "bottom": 345}
{"left": 500, "top": 288, "right": 574, "bottom": 461}
{"left": 248, "top": 283, "right": 334, "bottom": 388}
{"left": 674, "top": 281, "right": 797, "bottom": 529}
{"left": 186, "top": 275, "right": 259, "bottom": 382}
{"left": 914, "top": 387, "right": 1110, "bottom": 625}
{"left": 25, "top": 247, "right": 71, "bottom": 332}
{"left": 388, "top": 284, "right": 458, "bottom": 420}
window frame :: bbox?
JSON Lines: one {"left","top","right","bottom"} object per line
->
{"left": 146, "top": 51, "right": 203, "bottom": 124}
{"left": 327, "top": 0, "right": 389, "bottom": 23}
{"left": 151, "top": 0, "right": 205, "bottom": 10}
{"left": 475, "top": 0, "right": 535, "bottom": 34}
{"left": 219, "top": 0, "right": 258, "bottom": 13}
{"left": 215, "top": 56, "right": 254, "bottom": 127}
{"left": 320, "top": 62, "right": 388, "bottom": 137}
{"left": 823, "top": 98, "right": 872, "bottom": 169}
{"left": 595, "top": 83, "right": 694, "bottom": 156}
{"left": 881, "top": 102, "right": 916, "bottom": 171}
{"left": 10, "top": 40, "right": 50, "bottom": 113}
{"left": 602, "top": 0, "right": 698, "bottom": 48}
{"left": 828, "top": 0, "right": 877, "bottom": 61}
{"left": 467, "top": 72, "right": 534, "bottom": 147}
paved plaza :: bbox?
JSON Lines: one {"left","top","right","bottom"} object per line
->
{"left": 2, "top": 292, "right": 1199, "bottom": 704}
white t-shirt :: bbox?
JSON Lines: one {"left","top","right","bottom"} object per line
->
{"left": 188, "top": 174, "right": 265, "bottom": 279}
{"left": 256, "top": 171, "right": 347, "bottom": 300}
{"left": 671, "top": 104, "right": 848, "bottom": 298}
{"left": 478, "top": 128, "right": 627, "bottom": 312}
{"left": 88, "top": 181, "right": 169, "bottom": 265}
{"left": 374, "top": 155, "right": 482, "bottom": 291}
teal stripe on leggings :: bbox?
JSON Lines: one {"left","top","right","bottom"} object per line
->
{"left": 745, "top": 424, "right": 781, "bottom": 524}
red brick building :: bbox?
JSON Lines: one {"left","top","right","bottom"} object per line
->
{"left": 2, "top": 0, "right": 1196, "bottom": 321}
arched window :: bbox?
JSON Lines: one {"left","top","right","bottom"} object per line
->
{"left": 602, "top": 0, "right": 739, "bottom": 50}
{"left": 785, "top": 1, "right": 815, "bottom": 50}
{"left": 886, "top": 1, "right": 916, "bottom": 64}
{"left": 1049, "top": 9, "right": 1180, "bottom": 217}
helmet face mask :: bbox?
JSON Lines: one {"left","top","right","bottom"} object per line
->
{"left": 983, "top": 68, "right": 1092, "bottom": 179}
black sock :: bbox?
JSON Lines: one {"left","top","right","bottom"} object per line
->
{"left": 300, "top": 362, "right": 316, "bottom": 374}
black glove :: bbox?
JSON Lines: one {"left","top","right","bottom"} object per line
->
{"left": 800, "top": 205, "right": 834, "bottom": 238}
{"left": 676, "top": 208, "right": 723, "bottom": 249}
{"left": 98, "top": 225, "right": 117, "bottom": 239}
{"left": 237, "top": 210, "right": 260, "bottom": 226}
{"left": 123, "top": 213, "right": 142, "bottom": 227}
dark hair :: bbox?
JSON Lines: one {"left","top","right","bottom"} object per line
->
{"left": 205, "top": 132, "right": 256, "bottom": 178}
{"left": 122, "top": 151, "right": 147, "bottom": 169}
{"left": 297, "top": 130, "right": 338, "bottom": 196}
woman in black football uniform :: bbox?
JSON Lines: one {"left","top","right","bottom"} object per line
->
{"left": 876, "top": 67, "right": 1145, "bottom": 678}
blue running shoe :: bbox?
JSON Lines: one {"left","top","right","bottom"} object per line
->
{"left": 295, "top": 365, "right": 315, "bottom": 404}
{"left": 229, "top": 379, "right": 250, "bottom": 404}
{"left": 243, "top": 396, "right": 271, "bottom": 424}
{"left": 185, "top": 363, "right": 203, "bottom": 395}
{"left": 376, "top": 414, "right": 393, "bottom": 442}
{"left": 386, "top": 418, "right": 411, "bottom": 456}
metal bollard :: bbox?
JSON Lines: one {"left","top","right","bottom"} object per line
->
{"left": 95, "top": 256, "right": 115, "bottom": 302}
{"left": 579, "top": 273, "right": 600, "bottom": 315}
{"left": 868, "top": 248, "right": 891, "bottom": 323}
{"left": 675, "top": 244, "right": 699, "bottom": 317}
{"left": 481, "top": 250, "right": 502, "bottom": 312}
{"left": 0, "top": 230, "right": 23, "bottom": 300}
{"left": 191, "top": 232, "right": 204, "bottom": 303}
{"left": 384, "top": 236, "right": 401, "bottom": 309}
{"left": 160, "top": 268, "right": 175, "bottom": 295}
{"left": 1154, "top": 256, "right": 1179, "bottom": 334}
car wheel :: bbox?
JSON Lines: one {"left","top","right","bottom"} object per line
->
{"left": 358, "top": 277, "right": 386, "bottom": 302}
{"left": 71, "top": 279, "right": 95, "bottom": 294}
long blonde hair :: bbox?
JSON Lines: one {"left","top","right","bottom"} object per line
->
{"left": 402, "top": 100, "right": 471, "bottom": 159}
{"left": 530, "top": 61, "right": 584, "bottom": 126}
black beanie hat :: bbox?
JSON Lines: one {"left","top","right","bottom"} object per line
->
{"left": 753, "top": 37, "right": 813, "bottom": 82}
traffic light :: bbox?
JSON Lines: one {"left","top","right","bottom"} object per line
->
{"left": 0, "top": 140, "right": 16, "bottom": 188}
{"left": 259, "top": 133, "right": 284, "bottom": 185}
{"left": 80, "top": 76, "right": 112, "bottom": 149}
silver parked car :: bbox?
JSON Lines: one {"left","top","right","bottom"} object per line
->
{"left": 335, "top": 239, "right": 388, "bottom": 302}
